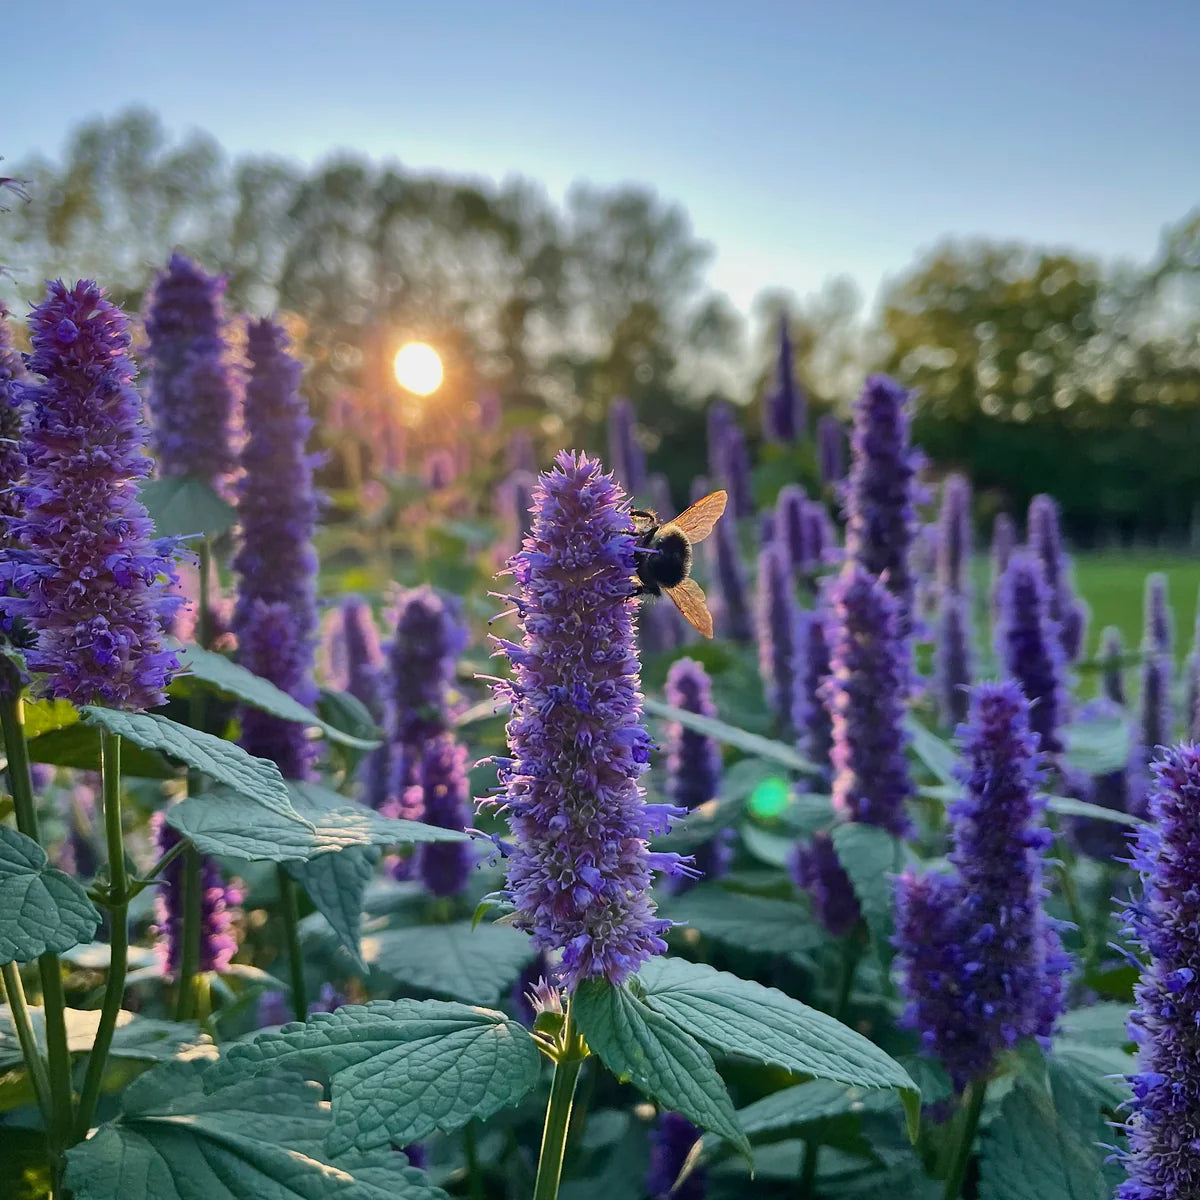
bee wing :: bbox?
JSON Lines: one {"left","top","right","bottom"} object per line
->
{"left": 665, "top": 577, "right": 715, "bottom": 638}
{"left": 669, "top": 490, "right": 727, "bottom": 545}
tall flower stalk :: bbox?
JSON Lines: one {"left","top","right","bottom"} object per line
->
{"left": 232, "top": 318, "right": 319, "bottom": 1017}
{"left": 763, "top": 312, "right": 805, "bottom": 442}
{"left": 756, "top": 542, "right": 800, "bottom": 736}
{"left": 607, "top": 396, "right": 646, "bottom": 495}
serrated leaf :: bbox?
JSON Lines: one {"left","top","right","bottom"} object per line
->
{"left": 139, "top": 475, "right": 237, "bottom": 539}
{"left": 176, "top": 644, "right": 381, "bottom": 750}
{"left": 80, "top": 708, "right": 301, "bottom": 822}
{"left": 207, "top": 999, "right": 541, "bottom": 1154}
{"left": 635, "top": 958, "right": 920, "bottom": 1141}
{"left": 64, "top": 1059, "right": 448, "bottom": 1199}
{"left": 977, "top": 1071, "right": 1120, "bottom": 1200}
{"left": 364, "top": 921, "right": 534, "bottom": 1004}
{"left": 643, "top": 696, "right": 818, "bottom": 775}
{"left": 0, "top": 825, "right": 101, "bottom": 963}
{"left": 1056, "top": 1002, "right": 1132, "bottom": 1046}
{"left": 831, "top": 823, "right": 903, "bottom": 957}
{"left": 661, "top": 885, "right": 822, "bottom": 965}
{"left": 733, "top": 1079, "right": 897, "bottom": 1145}
{"left": 25, "top": 723, "right": 174, "bottom": 778}
{"left": 904, "top": 718, "right": 957, "bottom": 785}
{"left": 572, "top": 976, "right": 749, "bottom": 1157}
{"left": 287, "top": 847, "right": 378, "bottom": 971}
{"left": 166, "top": 781, "right": 467, "bottom": 863}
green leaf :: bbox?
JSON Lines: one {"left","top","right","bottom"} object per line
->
{"left": 904, "top": 718, "right": 957, "bottom": 785}
{"left": 176, "top": 644, "right": 381, "bottom": 749}
{"left": 643, "top": 696, "right": 819, "bottom": 775}
{"left": 64, "top": 1060, "right": 448, "bottom": 1200}
{"left": 977, "top": 1071, "right": 1121, "bottom": 1200}
{"left": 21, "top": 699, "right": 80, "bottom": 740}
{"left": 1063, "top": 712, "right": 1130, "bottom": 776}
{"left": 364, "top": 920, "right": 534, "bottom": 1004}
{"left": 207, "top": 999, "right": 541, "bottom": 1154}
{"left": 25, "top": 723, "right": 174, "bottom": 778}
{"left": 661, "top": 885, "right": 822, "bottom": 965}
{"left": 572, "top": 976, "right": 749, "bottom": 1157}
{"left": 635, "top": 958, "right": 920, "bottom": 1141}
{"left": 830, "top": 823, "right": 904, "bottom": 956}
{"left": 166, "top": 781, "right": 467, "bottom": 863}
{"left": 1044, "top": 793, "right": 1146, "bottom": 827}
{"left": 0, "top": 825, "right": 101, "bottom": 963}
{"left": 286, "top": 847, "right": 378, "bottom": 971}
{"left": 138, "top": 476, "right": 237, "bottom": 539}
{"left": 735, "top": 1079, "right": 896, "bottom": 1141}
{"left": 80, "top": 708, "right": 301, "bottom": 822}
{"left": 1056, "top": 1002, "right": 1132, "bottom": 1046}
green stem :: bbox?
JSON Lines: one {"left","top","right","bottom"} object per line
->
{"left": 464, "top": 1122, "right": 484, "bottom": 1200}
{"left": 0, "top": 691, "right": 75, "bottom": 1161}
{"left": 173, "top": 843, "right": 203, "bottom": 1022}
{"left": 196, "top": 537, "right": 213, "bottom": 650}
{"left": 532, "top": 1014, "right": 586, "bottom": 1200}
{"left": 0, "top": 963, "right": 52, "bottom": 1122}
{"left": 799, "top": 937, "right": 863, "bottom": 1198}
{"left": 942, "top": 1079, "right": 986, "bottom": 1200}
{"left": 277, "top": 867, "right": 308, "bottom": 1021}
{"left": 74, "top": 731, "right": 129, "bottom": 1142}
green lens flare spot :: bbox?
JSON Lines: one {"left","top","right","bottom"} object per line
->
{"left": 748, "top": 776, "right": 790, "bottom": 820}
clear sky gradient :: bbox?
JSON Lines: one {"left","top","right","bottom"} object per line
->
{"left": 3, "top": 1, "right": 1197, "bottom": 316}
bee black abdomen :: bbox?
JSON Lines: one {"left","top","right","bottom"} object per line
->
{"left": 650, "top": 527, "right": 692, "bottom": 588}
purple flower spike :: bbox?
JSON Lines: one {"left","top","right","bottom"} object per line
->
{"left": 507, "top": 427, "right": 536, "bottom": 474}
{"left": 842, "top": 375, "right": 923, "bottom": 639}
{"left": 488, "top": 451, "right": 686, "bottom": 990}
{"left": 1027, "top": 493, "right": 1084, "bottom": 661}
{"left": 817, "top": 413, "right": 845, "bottom": 486}
{"left": 153, "top": 812, "right": 241, "bottom": 978}
{"left": 775, "top": 485, "right": 811, "bottom": 581}
{"left": 1134, "top": 575, "right": 1175, "bottom": 785}
{"left": 416, "top": 733, "right": 471, "bottom": 897}
{"left": 665, "top": 658, "right": 730, "bottom": 886}
{"left": 935, "top": 474, "right": 972, "bottom": 597}
{"left": 710, "top": 510, "right": 753, "bottom": 642}
{"left": 994, "top": 551, "right": 1070, "bottom": 757}
{"left": 756, "top": 543, "right": 800, "bottom": 734}
{"left": 143, "top": 252, "right": 238, "bottom": 486}
{"left": 707, "top": 401, "right": 753, "bottom": 519}
{"left": 791, "top": 831, "right": 860, "bottom": 937}
{"left": 894, "top": 681, "right": 1070, "bottom": 1091}
{"left": 607, "top": 396, "right": 646, "bottom": 495}
{"left": 424, "top": 448, "right": 457, "bottom": 491}
{"left": 763, "top": 313, "right": 805, "bottom": 443}
{"left": 1144, "top": 573, "right": 1174, "bottom": 657}
{"left": 385, "top": 586, "right": 467, "bottom": 794}
{"left": 3, "top": 281, "right": 181, "bottom": 709}
{"left": 0, "top": 300, "right": 26, "bottom": 539}
{"left": 232, "top": 319, "right": 319, "bottom": 778}
{"left": 647, "top": 1111, "right": 706, "bottom": 1200}
{"left": 1099, "top": 627, "right": 1127, "bottom": 708}
{"left": 824, "top": 564, "right": 914, "bottom": 836}
{"left": 793, "top": 605, "right": 834, "bottom": 778}
{"left": 323, "top": 597, "right": 384, "bottom": 719}
{"left": 1117, "top": 745, "right": 1200, "bottom": 1199}
{"left": 990, "top": 513, "right": 1017, "bottom": 619}
{"left": 934, "top": 592, "right": 974, "bottom": 730}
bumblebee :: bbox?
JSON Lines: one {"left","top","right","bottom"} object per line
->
{"left": 631, "top": 490, "right": 728, "bottom": 638}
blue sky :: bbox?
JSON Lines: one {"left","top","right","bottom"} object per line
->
{"left": 3, "top": 1, "right": 1197, "bottom": 316}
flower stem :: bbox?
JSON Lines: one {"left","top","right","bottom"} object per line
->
{"left": 0, "top": 963, "right": 52, "bottom": 1122}
{"left": 0, "top": 691, "right": 75, "bottom": 1162}
{"left": 173, "top": 843, "right": 203, "bottom": 1022}
{"left": 799, "top": 936, "right": 863, "bottom": 1198}
{"left": 533, "top": 1013, "right": 587, "bottom": 1200}
{"left": 464, "top": 1122, "right": 484, "bottom": 1200}
{"left": 942, "top": 1079, "right": 986, "bottom": 1200}
{"left": 75, "top": 730, "right": 129, "bottom": 1142}
{"left": 277, "top": 866, "right": 307, "bottom": 1021}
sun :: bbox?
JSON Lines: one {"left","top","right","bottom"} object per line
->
{"left": 393, "top": 342, "right": 443, "bottom": 396}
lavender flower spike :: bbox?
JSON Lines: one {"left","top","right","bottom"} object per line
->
{"left": 416, "top": 733, "right": 472, "bottom": 897}
{"left": 646, "top": 1112, "right": 706, "bottom": 1200}
{"left": 894, "top": 681, "right": 1070, "bottom": 1090}
{"left": 994, "top": 551, "right": 1070, "bottom": 756}
{"left": 934, "top": 591, "right": 974, "bottom": 730}
{"left": 1118, "top": 745, "right": 1200, "bottom": 1199}
{"left": 989, "top": 513, "right": 1017, "bottom": 619}
{"left": 323, "top": 596, "right": 385, "bottom": 719}
{"left": 2, "top": 281, "right": 181, "bottom": 709}
{"left": 488, "top": 451, "right": 689, "bottom": 989}
{"left": 792, "top": 605, "right": 834, "bottom": 778}
{"left": 707, "top": 401, "right": 753, "bottom": 519}
{"left": 665, "top": 658, "right": 730, "bottom": 884}
{"left": 824, "top": 564, "right": 914, "bottom": 836}
{"left": 711, "top": 508, "right": 753, "bottom": 641}
{"left": 755, "top": 543, "right": 800, "bottom": 735}
{"left": 153, "top": 812, "right": 241, "bottom": 978}
{"left": 842, "top": 375, "right": 923, "bottom": 638}
{"left": 817, "top": 413, "right": 845, "bottom": 486}
{"left": 232, "top": 318, "right": 319, "bottom": 778}
{"left": 0, "top": 300, "right": 26, "bottom": 539}
{"left": 935, "top": 474, "right": 972, "bottom": 597}
{"left": 143, "top": 251, "right": 238, "bottom": 486}
{"left": 607, "top": 396, "right": 646, "bottom": 495}
{"left": 763, "top": 312, "right": 805, "bottom": 442}
{"left": 1144, "top": 573, "right": 1174, "bottom": 657}
{"left": 1027, "top": 493, "right": 1085, "bottom": 660}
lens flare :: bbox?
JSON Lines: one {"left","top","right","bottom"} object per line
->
{"left": 393, "top": 342, "right": 443, "bottom": 396}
